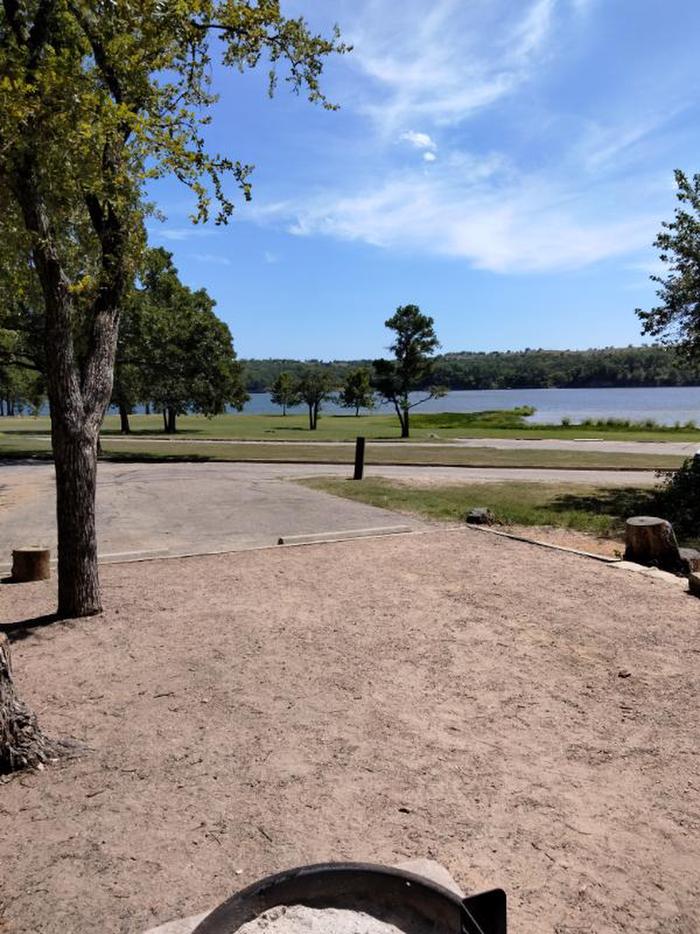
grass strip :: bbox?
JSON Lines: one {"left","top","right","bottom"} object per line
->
{"left": 298, "top": 477, "right": 663, "bottom": 540}
{"left": 0, "top": 435, "right": 682, "bottom": 470}
{"left": 2, "top": 409, "right": 700, "bottom": 443}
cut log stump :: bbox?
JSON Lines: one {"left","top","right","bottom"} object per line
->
{"left": 11, "top": 547, "right": 50, "bottom": 582}
{"left": 689, "top": 573, "right": 700, "bottom": 599}
{"left": 624, "top": 516, "right": 683, "bottom": 573}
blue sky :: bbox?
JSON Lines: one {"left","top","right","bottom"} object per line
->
{"left": 146, "top": 0, "right": 700, "bottom": 359}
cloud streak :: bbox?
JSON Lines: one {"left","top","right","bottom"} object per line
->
{"left": 245, "top": 0, "right": 693, "bottom": 275}
{"left": 265, "top": 161, "right": 657, "bottom": 273}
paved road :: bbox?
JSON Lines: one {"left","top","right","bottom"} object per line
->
{"left": 0, "top": 460, "right": 658, "bottom": 565}
{"left": 15, "top": 434, "right": 700, "bottom": 456}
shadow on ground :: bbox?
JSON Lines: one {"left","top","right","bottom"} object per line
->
{"left": 0, "top": 612, "right": 61, "bottom": 642}
{"left": 551, "top": 486, "right": 659, "bottom": 519}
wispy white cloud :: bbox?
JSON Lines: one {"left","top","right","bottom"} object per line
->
{"left": 344, "top": 0, "right": 561, "bottom": 131}
{"left": 264, "top": 251, "right": 280, "bottom": 264}
{"left": 245, "top": 0, "right": 691, "bottom": 276}
{"left": 399, "top": 130, "right": 436, "bottom": 151}
{"left": 264, "top": 160, "right": 657, "bottom": 273}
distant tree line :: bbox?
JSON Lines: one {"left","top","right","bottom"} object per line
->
{"left": 241, "top": 344, "right": 700, "bottom": 394}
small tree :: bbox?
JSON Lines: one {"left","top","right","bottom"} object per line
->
{"left": 270, "top": 371, "right": 301, "bottom": 415}
{"left": 373, "top": 305, "right": 446, "bottom": 438}
{"left": 637, "top": 170, "right": 700, "bottom": 359}
{"left": 338, "top": 366, "right": 375, "bottom": 415}
{"left": 297, "top": 366, "right": 335, "bottom": 430}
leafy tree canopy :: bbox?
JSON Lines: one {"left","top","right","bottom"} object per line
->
{"left": 270, "top": 371, "right": 300, "bottom": 415}
{"left": 296, "top": 365, "right": 335, "bottom": 429}
{"left": 338, "top": 366, "right": 375, "bottom": 415}
{"left": 123, "top": 248, "right": 248, "bottom": 432}
{"left": 373, "top": 305, "right": 446, "bottom": 437}
{"left": 637, "top": 170, "right": 700, "bottom": 360}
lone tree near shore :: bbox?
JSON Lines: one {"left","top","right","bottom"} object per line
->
{"left": 297, "top": 366, "right": 335, "bottom": 430}
{"left": 338, "top": 366, "right": 375, "bottom": 415}
{"left": 0, "top": 3, "right": 346, "bottom": 619}
{"left": 373, "top": 305, "right": 446, "bottom": 438}
{"left": 270, "top": 371, "right": 301, "bottom": 415}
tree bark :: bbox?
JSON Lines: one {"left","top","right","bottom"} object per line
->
{"left": 0, "top": 634, "right": 62, "bottom": 774}
{"left": 52, "top": 421, "right": 102, "bottom": 616}
{"left": 118, "top": 402, "right": 131, "bottom": 434}
{"left": 165, "top": 406, "right": 177, "bottom": 433}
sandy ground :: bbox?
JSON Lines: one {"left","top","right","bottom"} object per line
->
{"left": 1, "top": 529, "right": 698, "bottom": 934}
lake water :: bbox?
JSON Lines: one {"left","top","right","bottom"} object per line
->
{"left": 236, "top": 386, "right": 700, "bottom": 426}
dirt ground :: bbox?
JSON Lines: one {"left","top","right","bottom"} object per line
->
{"left": 504, "top": 525, "right": 625, "bottom": 558}
{"left": 0, "top": 528, "right": 698, "bottom": 934}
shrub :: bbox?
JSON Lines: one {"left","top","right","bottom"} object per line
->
{"left": 659, "top": 456, "right": 700, "bottom": 538}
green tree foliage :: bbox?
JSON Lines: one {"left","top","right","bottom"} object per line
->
{"left": 122, "top": 249, "right": 247, "bottom": 434}
{"left": 637, "top": 170, "right": 700, "bottom": 360}
{"left": 373, "top": 305, "right": 446, "bottom": 438}
{"left": 0, "top": 2, "right": 346, "bottom": 617}
{"left": 296, "top": 366, "right": 335, "bottom": 430}
{"left": 269, "top": 371, "right": 301, "bottom": 415}
{"left": 338, "top": 366, "right": 375, "bottom": 415}
{"left": 659, "top": 455, "right": 700, "bottom": 539}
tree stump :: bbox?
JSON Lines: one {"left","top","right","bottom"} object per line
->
{"left": 689, "top": 572, "right": 700, "bottom": 598}
{"left": 11, "top": 547, "right": 50, "bottom": 582}
{"left": 624, "top": 516, "right": 683, "bottom": 572}
{"left": 0, "top": 633, "right": 61, "bottom": 774}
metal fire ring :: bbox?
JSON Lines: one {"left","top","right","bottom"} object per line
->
{"left": 192, "top": 861, "right": 507, "bottom": 934}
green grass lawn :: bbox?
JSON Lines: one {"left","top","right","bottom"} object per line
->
{"left": 299, "top": 477, "right": 666, "bottom": 541}
{"left": 0, "top": 433, "right": 683, "bottom": 470}
{"left": 2, "top": 408, "right": 700, "bottom": 442}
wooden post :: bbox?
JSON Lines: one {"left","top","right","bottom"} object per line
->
{"left": 624, "top": 516, "right": 683, "bottom": 572}
{"left": 353, "top": 436, "right": 366, "bottom": 480}
{"left": 11, "top": 547, "right": 50, "bottom": 582}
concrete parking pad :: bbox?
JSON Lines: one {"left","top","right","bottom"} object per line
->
{"left": 0, "top": 462, "right": 426, "bottom": 565}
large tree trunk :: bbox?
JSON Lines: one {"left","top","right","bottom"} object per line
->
{"left": 118, "top": 402, "right": 131, "bottom": 434}
{"left": 165, "top": 406, "right": 177, "bottom": 433}
{"left": 52, "top": 420, "right": 102, "bottom": 617}
{"left": 0, "top": 634, "right": 62, "bottom": 774}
